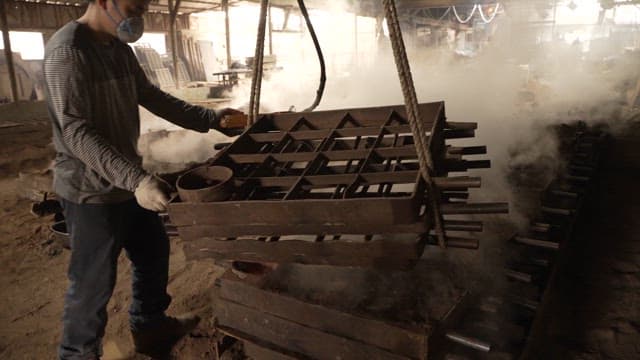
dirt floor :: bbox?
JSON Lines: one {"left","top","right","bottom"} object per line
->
{"left": 0, "top": 102, "right": 226, "bottom": 359}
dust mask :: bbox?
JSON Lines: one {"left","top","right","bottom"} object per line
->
{"left": 104, "top": 0, "right": 144, "bottom": 43}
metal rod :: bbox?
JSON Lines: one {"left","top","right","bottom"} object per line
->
{"left": 550, "top": 189, "right": 578, "bottom": 198}
{"left": 1, "top": 0, "right": 19, "bottom": 103}
{"left": 443, "top": 220, "right": 482, "bottom": 232}
{"left": 513, "top": 236, "right": 559, "bottom": 250}
{"left": 505, "top": 269, "right": 533, "bottom": 283}
{"left": 445, "top": 332, "right": 491, "bottom": 352}
{"left": 447, "top": 145, "right": 487, "bottom": 155}
{"left": 440, "top": 202, "right": 509, "bottom": 215}
{"left": 540, "top": 206, "right": 573, "bottom": 216}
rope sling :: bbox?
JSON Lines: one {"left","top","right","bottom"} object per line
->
{"left": 248, "top": 0, "right": 326, "bottom": 124}
{"left": 382, "top": 0, "right": 447, "bottom": 247}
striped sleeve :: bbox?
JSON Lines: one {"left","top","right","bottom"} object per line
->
{"left": 44, "top": 46, "right": 147, "bottom": 192}
{"left": 130, "top": 49, "right": 212, "bottom": 133}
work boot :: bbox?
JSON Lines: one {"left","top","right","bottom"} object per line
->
{"left": 132, "top": 314, "right": 201, "bottom": 359}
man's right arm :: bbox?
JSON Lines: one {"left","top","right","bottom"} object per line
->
{"left": 44, "top": 46, "right": 147, "bottom": 192}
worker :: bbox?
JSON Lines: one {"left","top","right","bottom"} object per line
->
{"left": 43, "top": 0, "right": 243, "bottom": 358}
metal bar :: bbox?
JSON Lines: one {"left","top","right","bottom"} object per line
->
{"left": 229, "top": 145, "right": 429, "bottom": 163}
{"left": 236, "top": 172, "right": 481, "bottom": 189}
{"left": 550, "top": 189, "right": 579, "bottom": 198}
{"left": 505, "top": 269, "right": 533, "bottom": 283}
{"left": 513, "top": 236, "right": 559, "bottom": 250}
{"left": 445, "top": 121, "right": 477, "bottom": 130}
{"left": 249, "top": 125, "right": 431, "bottom": 142}
{"left": 440, "top": 202, "right": 509, "bottom": 215}
{"left": 0, "top": 0, "right": 19, "bottom": 103}
{"left": 443, "top": 220, "right": 482, "bottom": 232}
{"left": 445, "top": 332, "right": 491, "bottom": 352}
{"left": 540, "top": 206, "right": 573, "bottom": 216}
{"left": 447, "top": 145, "right": 487, "bottom": 155}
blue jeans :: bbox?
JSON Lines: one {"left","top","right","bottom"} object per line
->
{"left": 58, "top": 198, "right": 171, "bottom": 359}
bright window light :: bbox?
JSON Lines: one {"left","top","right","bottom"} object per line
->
{"left": 131, "top": 33, "right": 167, "bottom": 55}
{"left": 0, "top": 31, "right": 44, "bottom": 60}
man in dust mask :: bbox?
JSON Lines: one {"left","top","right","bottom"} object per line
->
{"left": 43, "top": 0, "right": 244, "bottom": 358}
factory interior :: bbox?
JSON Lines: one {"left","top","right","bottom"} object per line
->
{"left": 1, "top": 0, "right": 639, "bottom": 359}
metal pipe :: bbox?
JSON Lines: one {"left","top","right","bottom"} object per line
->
{"left": 550, "top": 189, "right": 578, "bottom": 198}
{"left": 434, "top": 177, "right": 481, "bottom": 190}
{"left": 505, "top": 269, "right": 533, "bottom": 283}
{"left": 531, "top": 224, "right": 550, "bottom": 233}
{"left": 445, "top": 332, "right": 491, "bottom": 352}
{"left": 1, "top": 0, "right": 19, "bottom": 103}
{"left": 540, "top": 206, "right": 573, "bottom": 216}
{"left": 513, "top": 236, "right": 559, "bottom": 250}
{"left": 440, "top": 202, "right": 509, "bottom": 215}
{"left": 443, "top": 219, "right": 482, "bottom": 231}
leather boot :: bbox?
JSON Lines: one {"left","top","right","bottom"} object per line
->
{"left": 131, "top": 314, "right": 200, "bottom": 359}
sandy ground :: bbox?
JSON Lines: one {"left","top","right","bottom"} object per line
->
{"left": 0, "top": 103, "right": 226, "bottom": 359}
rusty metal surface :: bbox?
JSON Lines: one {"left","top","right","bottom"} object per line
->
{"left": 166, "top": 102, "right": 505, "bottom": 266}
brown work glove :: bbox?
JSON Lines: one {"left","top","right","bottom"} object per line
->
{"left": 134, "top": 175, "right": 172, "bottom": 212}
{"left": 209, "top": 108, "right": 246, "bottom": 137}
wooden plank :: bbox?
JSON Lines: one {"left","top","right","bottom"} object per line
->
{"left": 178, "top": 221, "right": 429, "bottom": 238}
{"left": 182, "top": 237, "right": 422, "bottom": 268}
{"left": 235, "top": 173, "right": 480, "bottom": 190}
{"left": 228, "top": 145, "right": 422, "bottom": 164}
{"left": 168, "top": 197, "right": 419, "bottom": 227}
{"left": 216, "top": 271, "right": 429, "bottom": 359}
{"left": 249, "top": 125, "right": 431, "bottom": 143}
{"left": 176, "top": 218, "right": 476, "bottom": 239}
{"left": 243, "top": 341, "right": 298, "bottom": 360}
{"left": 263, "top": 102, "right": 444, "bottom": 132}
{"left": 213, "top": 297, "right": 413, "bottom": 360}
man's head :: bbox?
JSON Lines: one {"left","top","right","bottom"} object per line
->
{"left": 83, "top": 0, "right": 150, "bottom": 42}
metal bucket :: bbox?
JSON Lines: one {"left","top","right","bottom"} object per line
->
{"left": 176, "top": 165, "right": 234, "bottom": 203}
{"left": 50, "top": 221, "right": 70, "bottom": 249}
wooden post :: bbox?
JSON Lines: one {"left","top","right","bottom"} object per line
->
{"left": 268, "top": 4, "right": 273, "bottom": 55}
{"left": 353, "top": 12, "right": 358, "bottom": 67}
{"left": 168, "top": 0, "right": 182, "bottom": 88}
{"left": 1, "top": 0, "right": 19, "bottom": 103}
{"left": 223, "top": 0, "right": 232, "bottom": 69}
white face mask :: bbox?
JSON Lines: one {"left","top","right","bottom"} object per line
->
{"left": 104, "top": 0, "right": 144, "bottom": 43}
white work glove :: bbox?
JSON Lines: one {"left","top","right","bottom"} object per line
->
{"left": 134, "top": 175, "right": 171, "bottom": 212}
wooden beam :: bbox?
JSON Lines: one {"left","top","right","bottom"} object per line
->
{"left": 215, "top": 270, "right": 430, "bottom": 358}
{"left": 223, "top": 0, "right": 232, "bottom": 69}
{"left": 168, "top": 0, "right": 182, "bottom": 88}
{"left": 183, "top": 237, "right": 423, "bottom": 268}
{"left": 1, "top": 0, "right": 19, "bottom": 103}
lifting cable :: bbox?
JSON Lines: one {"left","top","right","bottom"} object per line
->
{"left": 382, "top": 0, "right": 447, "bottom": 247}
{"left": 297, "top": 0, "right": 326, "bottom": 112}
{"left": 248, "top": 0, "right": 326, "bottom": 124}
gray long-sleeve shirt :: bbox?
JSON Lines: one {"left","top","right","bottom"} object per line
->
{"left": 44, "top": 21, "right": 213, "bottom": 204}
